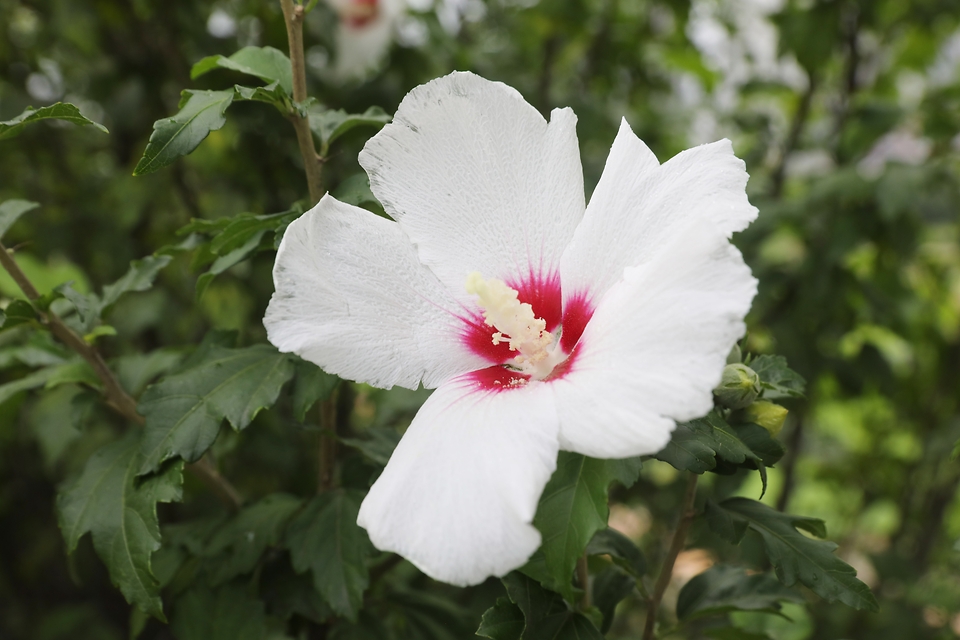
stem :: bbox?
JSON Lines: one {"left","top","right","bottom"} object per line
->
{"left": 317, "top": 390, "right": 339, "bottom": 493}
{"left": 280, "top": 0, "right": 324, "bottom": 204}
{"left": 0, "top": 242, "right": 242, "bottom": 511}
{"left": 642, "top": 473, "right": 699, "bottom": 640}
{"left": 576, "top": 554, "right": 591, "bottom": 610}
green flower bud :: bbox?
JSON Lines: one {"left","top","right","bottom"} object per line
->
{"left": 714, "top": 363, "right": 761, "bottom": 410}
{"left": 745, "top": 401, "right": 788, "bottom": 436}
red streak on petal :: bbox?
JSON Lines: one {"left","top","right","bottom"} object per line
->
{"left": 544, "top": 344, "right": 580, "bottom": 382}
{"left": 506, "top": 270, "right": 563, "bottom": 332}
{"left": 467, "top": 365, "right": 531, "bottom": 392}
{"left": 460, "top": 314, "right": 515, "bottom": 364}
{"left": 343, "top": 0, "right": 379, "bottom": 28}
{"left": 560, "top": 293, "right": 593, "bottom": 354}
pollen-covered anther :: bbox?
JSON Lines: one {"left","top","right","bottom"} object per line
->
{"left": 465, "top": 272, "right": 563, "bottom": 378}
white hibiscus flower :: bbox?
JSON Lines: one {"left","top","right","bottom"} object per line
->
{"left": 264, "top": 71, "right": 758, "bottom": 586}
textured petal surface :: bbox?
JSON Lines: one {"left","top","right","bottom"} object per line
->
{"left": 560, "top": 119, "right": 758, "bottom": 308}
{"left": 359, "top": 71, "right": 584, "bottom": 302}
{"left": 264, "top": 195, "right": 486, "bottom": 389}
{"left": 551, "top": 222, "right": 757, "bottom": 459}
{"left": 357, "top": 375, "right": 559, "bottom": 586}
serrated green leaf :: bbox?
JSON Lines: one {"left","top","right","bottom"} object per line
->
{"left": 477, "top": 597, "right": 525, "bottom": 640}
{"left": 0, "top": 103, "right": 108, "bottom": 140}
{"left": 133, "top": 90, "right": 233, "bottom": 175}
{"left": 1, "top": 299, "right": 37, "bottom": 330}
{"left": 592, "top": 567, "right": 635, "bottom": 634}
{"left": 191, "top": 46, "right": 293, "bottom": 95}
{"left": 57, "top": 433, "right": 183, "bottom": 620}
{"left": 387, "top": 590, "right": 475, "bottom": 640}
{"left": 308, "top": 106, "right": 391, "bottom": 153}
{"left": 749, "top": 355, "right": 806, "bottom": 399}
{"left": 101, "top": 255, "right": 172, "bottom": 311}
{"left": 585, "top": 528, "right": 646, "bottom": 578}
{"left": 285, "top": 490, "right": 374, "bottom": 620}
{"left": 676, "top": 565, "right": 804, "bottom": 621}
{"left": 502, "top": 572, "right": 603, "bottom": 640}
{"left": 292, "top": 359, "right": 339, "bottom": 422}
{"left": 0, "top": 199, "right": 39, "bottom": 240}
{"left": 209, "top": 211, "right": 296, "bottom": 256}
{"left": 604, "top": 456, "right": 645, "bottom": 489}
{"left": 171, "top": 582, "right": 268, "bottom": 640}
{"left": 705, "top": 498, "right": 879, "bottom": 612}
{"left": 525, "top": 453, "right": 634, "bottom": 602}
{"left": 203, "top": 493, "right": 302, "bottom": 585}
{"left": 233, "top": 82, "right": 289, "bottom": 110}
{"left": 196, "top": 229, "right": 271, "bottom": 300}
{"left": 137, "top": 344, "right": 296, "bottom": 475}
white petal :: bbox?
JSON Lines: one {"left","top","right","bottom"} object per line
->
{"left": 359, "top": 71, "right": 584, "bottom": 301}
{"left": 264, "top": 195, "right": 486, "bottom": 390}
{"left": 551, "top": 222, "right": 757, "bottom": 459}
{"left": 560, "top": 119, "right": 758, "bottom": 307}
{"left": 358, "top": 374, "right": 559, "bottom": 586}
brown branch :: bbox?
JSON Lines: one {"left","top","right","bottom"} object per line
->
{"left": 0, "top": 242, "right": 242, "bottom": 511}
{"left": 642, "top": 473, "right": 699, "bottom": 640}
{"left": 280, "top": 0, "right": 324, "bottom": 205}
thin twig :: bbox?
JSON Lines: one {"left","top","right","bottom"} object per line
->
{"left": 279, "top": 0, "right": 324, "bottom": 204}
{"left": 642, "top": 473, "right": 699, "bottom": 640}
{"left": 0, "top": 242, "right": 242, "bottom": 511}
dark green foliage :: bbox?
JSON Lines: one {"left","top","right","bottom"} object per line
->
{"left": 0, "top": 199, "right": 39, "bottom": 239}
{"left": 501, "top": 572, "right": 603, "bottom": 640}
{"left": 675, "top": 565, "right": 804, "bottom": 620}
{"left": 309, "top": 106, "right": 392, "bottom": 154}
{"left": 585, "top": 528, "right": 646, "bottom": 578}
{"left": 706, "top": 498, "right": 880, "bottom": 612}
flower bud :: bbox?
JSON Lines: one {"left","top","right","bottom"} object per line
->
{"left": 714, "top": 363, "right": 761, "bottom": 410}
{"left": 745, "top": 401, "right": 788, "bottom": 436}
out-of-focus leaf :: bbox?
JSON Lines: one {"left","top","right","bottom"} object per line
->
{"left": 203, "top": 493, "right": 302, "bottom": 585}
{"left": 113, "top": 349, "right": 186, "bottom": 397}
{"left": 192, "top": 46, "right": 293, "bottom": 95}
{"left": 285, "top": 490, "right": 373, "bottom": 620}
{"left": 676, "top": 565, "right": 804, "bottom": 621}
{"left": 585, "top": 528, "right": 646, "bottom": 577}
{"left": 501, "top": 572, "right": 603, "bottom": 640}
{"left": 340, "top": 427, "right": 401, "bottom": 467}
{"left": 386, "top": 590, "right": 475, "bottom": 640}
{"left": 171, "top": 582, "right": 268, "bottom": 640}
{"left": 133, "top": 90, "right": 234, "bottom": 175}
{"left": 261, "top": 564, "right": 332, "bottom": 624}
{"left": 43, "top": 360, "right": 101, "bottom": 391}
{"left": 0, "top": 299, "right": 37, "bottom": 330}
{"left": 705, "top": 628, "right": 774, "bottom": 640}
{"left": 309, "top": 106, "right": 392, "bottom": 153}
{"left": 292, "top": 359, "right": 339, "bottom": 422}
{"left": 57, "top": 433, "right": 183, "bottom": 620}
{"left": 748, "top": 355, "right": 806, "bottom": 399}
{"left": 0, "top": 199, "right": 39, "bottom": 239}
{"left": 477, "top": 597, "right": 524, "bottom": 640}
{"left": 705, "top": 498, "right": 879, "bottom": 612}
{"left": 137, "top": 344, "right": 296, "bottom": 475}
{"left": 592, "top": 567, "right": 635, "bottom": 634}
{"left": 100, "top": 255, "right": 173, "bottom": 311}
{"left": 0, "top": 360, "right": 81, "bottom": 404}
{"left": 0, "top": 103, "right": 108, "bottom": 140}
{"left": 332, "top": 173, "right": 380, "bottom": 209}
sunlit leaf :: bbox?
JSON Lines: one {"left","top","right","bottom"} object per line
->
{"left": 133, "top": 90, "right": 233, "bottom": 175}
{"left": 191, "top": 46, "right": 293, "bottom": 94}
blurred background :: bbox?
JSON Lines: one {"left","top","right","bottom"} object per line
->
{"left": 1, "top": 0, "right": 958, "bottom": 638}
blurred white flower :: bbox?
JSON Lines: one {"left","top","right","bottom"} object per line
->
{"left": 207, "top": 8, "right": 238, "bottom": 39}
{"left": 858, "top": 130, "right": 932, "bottom": 179}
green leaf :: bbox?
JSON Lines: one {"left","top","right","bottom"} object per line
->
{"left": 527, "top": 453, "right": 632, "bottom": 601}
{"left": 339, "top": 427, "right": 401, "bottom": 467}
{"left": 0, "top": 361, "right": 81, "bottom": 405}
{"left": 292, "top": 359, "right": 339, "bottom": 422}
{"left": 0, "top": 199, "right": 40, "bottom": 240}
{"left": 285, "top": 490, "right": 374, "bottom": 620}
{"left": 585, "top": 528, "right": 646, "bottom": 577}
{"left": 657, "top": 411, "right": 759, "bottom": 474}
{"left": 261, "top": 563, "right": 332, "bottom": 624}
{"left": 233, "top": 82, "right": 289, "bottom": 109}
{"left": 477, "top": 598, "right": 525, "bottom": 640}
{"left": 43, "top": 360, "right": 101, "bottom": 391}
{"left": 0, "top": 103, "right": 108, "bottom": 140}
{"left": 387, "top": 590, "right": 475, "bottom": 640}
{"left": 191, "top": 46, "right": 294, "bottom": 95}
{"left": 309, "top": 106, "right": 392, "bottom": 153}
{"left": 705, "top": 498, "right": 879, "bottom": 612}
{"left": 101, "top": 255, "right": 172, "bottom": 311}
{"left": 592, "top": 567, "right": 635, "bottom": 634}
{"left": 705, "top": 628, "right": 774, "bottom": 640}
{"left": 133, "top": 90, "right": 234, "bottom": 176}
{"left": 676, "top": 565, "right": 804, "bottom": 621}
{"left": 203, "top": 493, "right": 302, "bottom": 585}
{"left": 57, "top": 433, "right": 184, "bottom": 620}
{"left": 748, "top": 355, "right": 806, "bottom": 399}
{"left": 138, "top": 344, "right": 296, "bottom": 475}
{"left": 171, "top": 582, "right": 268, "bottom": 640}
{"left": 113, "top": 348, "right": 186, "bottom": 397}
{"left": 1, "top": 299, "right": 38, "bottom": 330}
{"left": 502, "top": 572, "right": 604, "bottom": 640}
{"left": 331, "top": 173, "right": 380, "bottom": 209}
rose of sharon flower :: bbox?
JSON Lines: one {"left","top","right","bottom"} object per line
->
{"left": 325, "top": 0, "right": 404, "bottom": 81}
{"left": 264, "top": 71, "right": 758, "bottom": 586}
